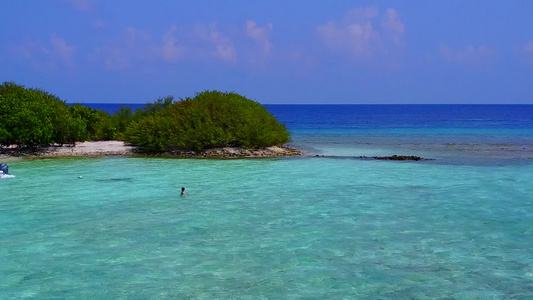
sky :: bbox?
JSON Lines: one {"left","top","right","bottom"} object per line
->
{"left": 2, "top": 1, "right": 533, "bottom": 104}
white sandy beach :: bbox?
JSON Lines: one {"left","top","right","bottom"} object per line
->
{"left": 42, "top": 141, "right": 135, "bottom": 157}
{"left": 0, "top": 141, "right": 301, "bottom": 160}
{"left": 0, "top": 141, "right": 133, "bottom": 161}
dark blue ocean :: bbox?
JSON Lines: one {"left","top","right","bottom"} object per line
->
{"left": 86, "top": 103, "right": 533, "bottom": 165}
{"left": 83, "top": 103, "right": 533, "bottom": 133}
{"left": 2, "top": 104, "right": 532, "bottom": 298}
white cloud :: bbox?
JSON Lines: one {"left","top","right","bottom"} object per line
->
{"left": 121, "top": 27, "right": 151, "bottom": 48}
{"left": 92, "top": 19, "right": 107, "bottom": 30}
{"left": 92, "top": 46, "right": 130, "bottom": 70}
{"left": 10, "top": 35, "right": 76, "bottom": 70}
{"left": 440, "top": 44, "right": 495, "bottom": 69}
{"left": 521, "top": 41, "right": 533, "bottom": 67}
{"left": 63, "top": 0, "right": 98, "bottom": 12}
{"left": 90, "top": 27, "right": 155, "bottom": 70}
{"left": 317, "top": 7, "right": 404, "bottom": 60}
{"left": 50, "top": 35, "right": 76, "bottom": 65}
{"left": 11, "top": 41, "right": 34, "bottom": 61}
{"left": 194, "top": 23, "right": 236, "bottom": 61}
{"left": 160, "top": 25, "right": 184, "bottom": 62}
{"left": 91, "top": 24, "right": 238, "bottom": 70}
{"left": 246, "top": 20, "right": 273, "bottom": 56}
{"left": 208, "top": 25, "right": 236, "bottom": 61}
{"left": 381, "top": 9, "right": 404, "bottom": 47}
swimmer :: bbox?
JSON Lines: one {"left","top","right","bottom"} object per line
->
{"left": 181, "top": 187, "right": 185, "bottom": 195}
{"left": 0, "top": 162, "right": 9, "bottom": 175}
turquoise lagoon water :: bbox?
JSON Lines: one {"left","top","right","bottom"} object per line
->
{"left": 2, "top": 156, "right": 532, "bottom": 299}
{"left": 2, "top": 105, "right": 533, "bottom": 299}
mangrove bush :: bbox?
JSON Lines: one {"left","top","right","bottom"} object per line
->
{"left": 0, "top": 82, "right": 114, "bottom": 148}
{"left": 124, "top": 91, "right": 290, "bottom": 153}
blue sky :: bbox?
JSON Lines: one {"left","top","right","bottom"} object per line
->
{"left": 2, "top": 0, "right": 533, "bottom": 104}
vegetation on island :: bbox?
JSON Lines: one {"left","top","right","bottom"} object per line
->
{"left": 0, "top": 82, "right": 290, "bottom": 153}
{"left": 124, "top": 91, "right": 290, "bottom": 152}
{"left": 0, "top": 82, "right": 117, "bottom": 148}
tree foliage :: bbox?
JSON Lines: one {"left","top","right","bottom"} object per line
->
{"left": 124, "top": 91, "right": 290, "bottom": 153}
{"left": 1, "top": 83, "right": 290, "bottom": 153}
{"left": 0, "top": 82, "right": 114, "bottom": 148}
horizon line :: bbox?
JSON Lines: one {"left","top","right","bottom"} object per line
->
{"left": 69, "top": 102, "right": 533, "bottom": 105}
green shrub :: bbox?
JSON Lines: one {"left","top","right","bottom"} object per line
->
{"left": 0, "top": 82, "right": 56, "bottom": 147}
{"left": 124, "top": 91, "right": 290, "bottom": 153}
{"left": 0, "top": 82, "right": 114, "bottom": 148}
{"left": 1, "top": 83, "right": 290, "bottom": 153}
{"left": 69, "top": 104, "right": 116, "bottom": 141}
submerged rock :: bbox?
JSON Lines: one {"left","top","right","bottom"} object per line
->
{"left": 164, "top": 146, "right": 302, "bottom": 159}
{"left": 1, "top": 142, "right": 302, "bottom": 159}
{"left": 357, "top": 155, "right": 431, "bottom": 161}
{"left": 313, "top": 154, "right": 432, "bottom": 161}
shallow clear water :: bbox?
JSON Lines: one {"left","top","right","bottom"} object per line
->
{"left": 3, "top": 104, "right": 533, "bottom": 298}
{"left": 1, "top": 156, "right": 532, "bottom": 299}
{"left": 271, "top": 105, "right": 533, "bottom": 165}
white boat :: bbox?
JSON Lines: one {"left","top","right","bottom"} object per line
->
{"left": 0, "top": 162, "right": 13, "bottom": 178}
{"left": 0, "top": 173, "right": 15, "bottom": 179}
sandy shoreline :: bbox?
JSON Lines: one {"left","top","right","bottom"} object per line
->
{"left": 0, "top": 141, "right": 302, "bottom": 161}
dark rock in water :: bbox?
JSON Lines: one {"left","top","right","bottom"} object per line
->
{"left": 357, "top": 155, "right": 432, "bottom": 161}
{"left": 162, "top": 146, "right": 302, "bottom": 159}
{"left": 95, "top": 178, "right": 133, "bottom": 182}
{"left": 374, "top": 155, "right": 424, "bottom": 161}
{"left": 315, "top": 154, "right": 433, "bottom": 161}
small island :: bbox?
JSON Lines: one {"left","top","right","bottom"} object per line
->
{"left": 0, "top": 82, "right": 301, "bottom": 160}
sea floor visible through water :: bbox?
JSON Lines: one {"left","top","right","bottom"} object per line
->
{"left": 291, "top": 131, "right": 533, "bottom": 166}
{"left": 1, "top": 154, "right": 532, "bottom": 299}
{"left": 2, "top": 104, "right": 533, "bottom": 298}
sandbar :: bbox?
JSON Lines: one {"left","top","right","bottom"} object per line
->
{"left": 0, "top": 141, "right": 302, "bottom": 160}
